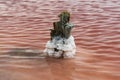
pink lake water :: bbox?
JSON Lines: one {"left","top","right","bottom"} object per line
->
{"left": 0, "top": 0, "right": 120, "bottom": 80}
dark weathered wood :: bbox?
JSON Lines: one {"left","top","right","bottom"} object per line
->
{"left": 50, "top": 11, "right": 73, "bottom": 40}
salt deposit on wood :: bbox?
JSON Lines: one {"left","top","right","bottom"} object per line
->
{"left": 44, "top": 11, "right": 76, "bottom": 58}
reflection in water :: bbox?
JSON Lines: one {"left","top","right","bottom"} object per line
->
{"left": 0, "top": 0, "right": 120, "bottom": 80}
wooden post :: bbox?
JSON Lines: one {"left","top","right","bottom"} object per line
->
{"left": 50, "top": 11, "right": 73, "bottom": 40}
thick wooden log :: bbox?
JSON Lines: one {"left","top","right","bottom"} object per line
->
{"left": 50, "top": 11, "right": 73, "bottom": 40}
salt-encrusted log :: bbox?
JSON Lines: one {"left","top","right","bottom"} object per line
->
{"left": 44, "top": 11, "right": 76, "bottom": 58}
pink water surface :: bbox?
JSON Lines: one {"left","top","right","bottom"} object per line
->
{"left": 0, "top": 0, "right": 120, "bottom": 80}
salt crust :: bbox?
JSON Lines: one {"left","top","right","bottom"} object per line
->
{"left": 44, "top": 36, "right": 76, "bottom": 58}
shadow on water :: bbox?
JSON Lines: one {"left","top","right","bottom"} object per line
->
{"left": 6, "top": 48, "right": 43, "bottom": 57}
{"left": 0, "top": 48, "right": 76, "bottom": 80}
